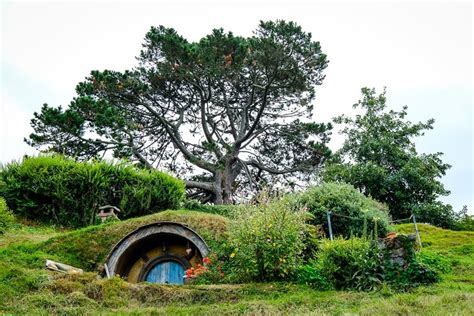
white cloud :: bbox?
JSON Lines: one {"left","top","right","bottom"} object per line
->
{"left": 0, "top": 90, "right": 36, "bottom": 163}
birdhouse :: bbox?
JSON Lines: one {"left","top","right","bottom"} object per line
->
{"left": 98, "top": 205, "right": 121, "bottom": 223}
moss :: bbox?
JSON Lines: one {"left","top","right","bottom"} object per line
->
{"left": 39, "top": 210, "right": 229, "bottom": 271}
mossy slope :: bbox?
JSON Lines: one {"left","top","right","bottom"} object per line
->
{"left": 1, "top": 221, "right": 473, "bottom": 315}
{"left": 39, "top": 210, "right": 229, "bottom": 270}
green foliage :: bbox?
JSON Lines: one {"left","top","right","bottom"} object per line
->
{"left": 384, "top": 259, "right": 439, "bottom": 289}
{"left": 26, "top": 20, "right": 332, "bottom": 204}
{"left": 228, "top": 194, "right": 309, "bottom": 282}
{"left": 307, "top": 235, "right": 439, "bottom": 291}
{"left": 315, "top": 238, "right": 384, "bottom": 291}
{"left": 0, "top": 155, "right": 185, "bottom": 228}
{"left": 185, "top": 254, "right": 228, "bottom": 285}
{"left": 381, "top": 234, "right": 439, "bottom": 289}
{"left": 412, "top": 201, "right": 459, "bottom": 230}
{"left": 294, "top": 182, "right": 391, "bottom": 238}
{"left": 324, "top": 87, "right": 451, "bottom": 222}
{"left": 417, "top": 250, "right": 452, "bottom": 274}
{"left": 296, "top": 263, "right": 332, "bottom": 290}
{"left": 0, "top": 197, "right": 15, "bottom": 234}
{"left": 453, "top": 205, "right": 474, "bottom": 231}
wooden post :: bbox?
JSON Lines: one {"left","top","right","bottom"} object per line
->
{"left": 327, "top": 211, "right": 334, "bottom": 241}
{"left": 104, "top": 263, "right": 111, "bottom": 279}
{"left": 412, "top": 214, "right": 422, "bottom": 249}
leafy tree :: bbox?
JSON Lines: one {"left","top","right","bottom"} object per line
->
{"left": 323, "top": 87, "right": 451, "bottom": 220}
{"left": 27, "top": 20, "right": 332, "bottom": 204}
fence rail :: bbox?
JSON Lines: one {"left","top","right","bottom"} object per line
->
{"left": 325, "top": 211, "right": 422, "bottom": 248}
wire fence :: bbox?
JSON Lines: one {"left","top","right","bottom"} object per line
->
{"left": 326, "top": 211, "right": 423, "bottom": 248}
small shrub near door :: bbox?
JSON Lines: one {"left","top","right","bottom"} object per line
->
{"left": 316, "top": 238, "right": 383, "bottom": 291}
{"left": 228, "top": 193, "right": 309, "bottom": 282}
{"left": 0, "top": 155, "right": 185, "bottom": 228}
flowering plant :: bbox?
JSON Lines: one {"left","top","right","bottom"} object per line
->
{"left": 184, "top": 255, "right": 225, "bottom": 284}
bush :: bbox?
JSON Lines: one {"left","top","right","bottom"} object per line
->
{"left": 293, "top": 182, "right": 391, "bottom": 238}
{"left": 382, "top": 235, "right": 440, "bottom": 289}
{"left": 297, "top": 263, "right": 332, "bottom": 290}
{"left": 0, "top": 197, "right": 15, "bottom": 234}
{"left": 315, "top": 238, "right": 383, "bottom": 291}
{"left": 227, "top": 193, "right": 309, "bottom": 282}
{"left": 384, "top": 259, "right": 439, "bottom": 289}
{"left": 0, "top": 155, "right": 185, "bottom": 228}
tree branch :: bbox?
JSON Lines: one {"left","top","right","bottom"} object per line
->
{"left": 185, "top": 180, "right": 215, "bottom": 192}
{"left": 244, "top": 159, "right": 312, "bottom": 175}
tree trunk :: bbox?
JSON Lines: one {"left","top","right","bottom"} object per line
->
{"left": 213, "top": 160, "right": 234, "bottom": 205}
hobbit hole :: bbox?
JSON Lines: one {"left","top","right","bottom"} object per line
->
{"left": 104, "top": 222, "right": 209, "bottom": 284}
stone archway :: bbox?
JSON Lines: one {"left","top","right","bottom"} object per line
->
{"left": 104, "top": 221, "right": 209, "bottom": 284}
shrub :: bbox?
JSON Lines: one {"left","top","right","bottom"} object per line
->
{"left": 0, "top": 196, "right": 15, "bottom": 234}
{"left": 297, "top": 263, "right": 332, "bottom": 290}
{"left": 293, "top": 182, "right": 391, "bottom": 238}
{"left": 384, "top": 259, "right": 439, "bottom": 289}
{"left": 382, "top": 235, "right": 440, "bottom": 289}
{"left": 315, "top": 238, "right": 383, "bottom": 291}
{"left": 0, "top": 155, "right": 185, "bottom": 228}
{"left": 227, "top": 193, "right": 309, "bottom": 282}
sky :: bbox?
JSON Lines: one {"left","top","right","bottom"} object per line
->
{"left": 1, "top": 1, "right": 472, "bottom": 212}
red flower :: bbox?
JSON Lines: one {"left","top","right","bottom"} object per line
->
{"left": 185, "top": 268, "right": 195, "bottom": 278}
{"left": 203, "top": 257, "right": 212, "bottom": 265}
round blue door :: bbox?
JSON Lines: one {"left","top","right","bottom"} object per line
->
{"left": 145, "top": 260, "right": 185, "bottom": 284}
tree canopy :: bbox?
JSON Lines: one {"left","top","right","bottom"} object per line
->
{"left": 323, "top": 88, "right": 451, "bottom": 220}
{"left": 27, "top": 20, "right": 332, "bottom": 204}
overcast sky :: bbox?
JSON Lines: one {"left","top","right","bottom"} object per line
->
{"left": 1, "top": 1, "right": 472, "bottom": 212}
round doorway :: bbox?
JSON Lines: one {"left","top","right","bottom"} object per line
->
{"left": 104, "top": 221, "right": 209, "bottom": 284}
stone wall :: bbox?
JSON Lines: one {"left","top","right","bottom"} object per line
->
{"left": 380, "top": 233, "right": 417, "bottom": 267}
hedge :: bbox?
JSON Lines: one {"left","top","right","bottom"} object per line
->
{"left": 0, "top": 155, "right": 185, "bottom": 228}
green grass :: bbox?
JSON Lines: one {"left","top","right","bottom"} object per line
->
{"left": 0, "top": 216, "right": 473, "bottom": 315}
{"left": 396, "top": 223, "right": 474, "bottom": 285}
{"left": 0, "top": 221, "right": 60, "bottom": 248}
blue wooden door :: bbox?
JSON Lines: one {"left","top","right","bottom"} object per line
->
{"left": 145, "top": 261, "right": 184, "bottom": 284}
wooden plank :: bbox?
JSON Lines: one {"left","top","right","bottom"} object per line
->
{"left": 45, "top": 259, "right": 83, "bottom": 274}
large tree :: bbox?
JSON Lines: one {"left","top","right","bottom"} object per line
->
{"left": 27, "top": 20, "right": 332, "bottom": 204}
{"left": 323, "top": 88, "right": 451, "bottom": 220}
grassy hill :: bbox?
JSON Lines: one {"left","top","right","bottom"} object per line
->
{"left": 0, "top": 213, "right": 473, "bottom": 315}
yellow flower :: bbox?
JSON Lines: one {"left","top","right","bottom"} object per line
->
{"left": 230, "top": 252, "right": 235, "bottom": 258}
